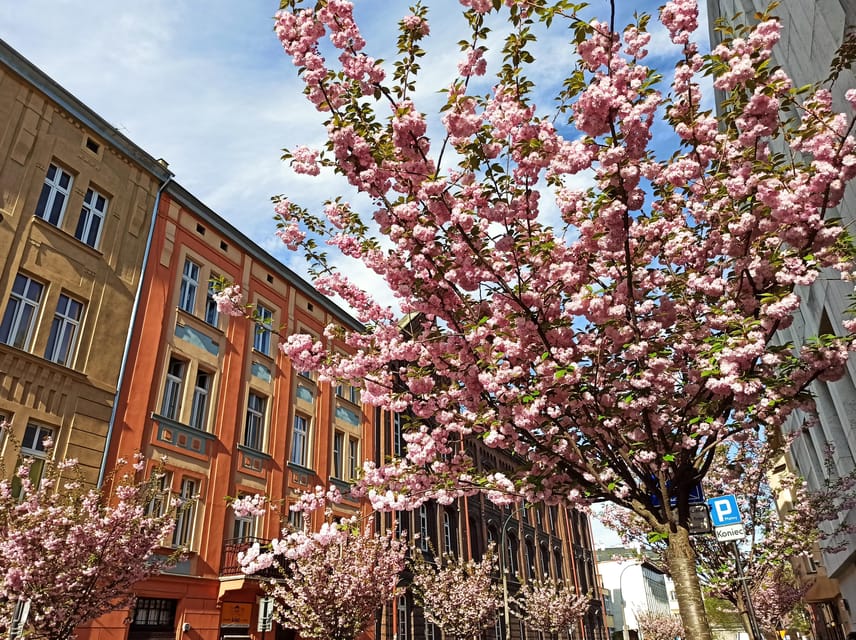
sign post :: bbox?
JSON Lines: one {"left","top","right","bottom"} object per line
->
{"left": 707, "top": 495, "right": 763, "bottom": 640}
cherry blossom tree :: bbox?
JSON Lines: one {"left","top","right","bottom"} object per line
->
{"left": 514, "top": 578, "right": 589, "bottom": 638}
{"left": 751, "top": 566, "right": 809, "bottom": 636}
{"left": 409, "top": 546, "right": 502, "bottom": 640}
{"left": 238, "top": 515, "right": 406, "bottom": 640}
{"left": 601, "top": 434, "right": 856, "bottom": 636}
{"left": 254, "top": 0, "right": 856, "bottom": 637}
{"left": 635, "top": 610, "right": 685, "bottom": 640}
{"left": 0, "top": 430, "right": 177, "bottom": 640}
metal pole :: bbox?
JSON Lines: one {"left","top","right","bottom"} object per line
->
{"left": 618, "top": 562, "right": 635, "bottom": 640}
{"left": 731, "top": 541, "right": 763, "bottom": 640}
{"left": 500, "top": 508, "right": 517, "bottom": 640}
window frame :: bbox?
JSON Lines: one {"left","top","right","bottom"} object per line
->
{"left": 243, "top": 392, "right": 267, "bottom": 451}
{"left": 74, "top": 187, "right": 108, "bottom": 249}
{"left": 333, "top": 430, "right": 344, "bottom": 479}
{"left": 1, "top": 274, "right": 44, "bottom": 351}
{"left": 160, "top": 357, "right": 186, "bottom": 420}
{"left": 34, "top": 163, "right": 73, "bottom": 227}
{"left": 253, "top": 303, "right": 274, "bottom": 355}
{"left": 44, "top": 293, "right": 84, "bottom": 366}
{"left": 188, "top": 369, "right": 211, "bottom": 430}
{"left": 178, "top": 258, "right": 200, "bottom": 314}
{"left": 290, "top": 413, "right": 309, "bottom": 467}
{"left": 171, "top": 476, "right": 197, "bottom": 548}
{"left": 204, "top": 278, "right": 220, "bottom": 326}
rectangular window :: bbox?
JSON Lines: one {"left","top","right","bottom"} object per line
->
{"left": 171, "top": 477, "right": 197, "bottom": 547}
{"left": 13, "top": 423, "right": 54, "bottom": 497}
{"left": 254, "top": 304, "right": 273, "bottom": 355}
{"left": 243, "top": 392, "right": 266, "bottom": 451}
{"left": 288, "top": 507, "right": 304, "bottom": 531}
{"left": 204, "top": 279, "right": 219, "bottom": 326}
{"left": 290, "top": 413, "right": 309, "bottom": 467}
{"left": 74, "top": 187, "right": 108, "bottom": 249}
{"left": 188, "top": 370, "right": 210, "bottom": 430}
{"left": 333, "top": 431, "right": 344, "bottom": 479}
{"left": 34, "top": 163, "right": 73, "bottom": 226}
{"left": 349, "top": 385, "right": 360, "bottom": 404}
{"left": 397, "top": 596, "right": 408, "bottom": 640}
{"left": 44, "top": 294, "right": 83, "bottom": 366}
{"left": 10, "top": 600, "right": 30, "bottom": 639}
{"left": 147, "top": 472, "right": 171, "bottom": 518}
{"left": 419, "top": 505, "right": 429, "bottom": 551}
{"left": 178, "top": 259, "right": 200, "bottom": 313}
{"left": 233, "top": 514, "right": 255, "bottom": 541}
{"left": 131, "top": 598, "right": 177, "bottom": 630}
{"left": 348, "top": 437, "right": 359, "bottom": 479}
{"left": 161, "top": 358, "right": 186, "bottom": 420}
{"left": 1, "top": 274, "right": 44, "bottom": 350}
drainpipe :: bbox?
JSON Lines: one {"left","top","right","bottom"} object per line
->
{"left": 97, "top": 169, "right": 173, "bottom": 487}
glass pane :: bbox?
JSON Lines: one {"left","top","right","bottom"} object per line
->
{"left": 34, "top": 183, "right": 51, "bottom": 219}
{"left": 46, "top": 164, "right": 56, "bottom": 181}
{"left": 0, "top": 300, "right": 18, "bottom": 343}
{"left": 48, "top": 193, "right": 65, "bottom": 225}
{"left": 58, "top": 170, "right": 71, "bottom": 189}
{"left": 11, "top": 306, "right": 34, "bottom": 349}
{"left": 86, "top": 216, "right": 101, "bottom": 247}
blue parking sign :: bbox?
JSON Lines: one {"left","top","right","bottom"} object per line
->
{"left": 707, "top": 495, "right": 742, "bottom": 527}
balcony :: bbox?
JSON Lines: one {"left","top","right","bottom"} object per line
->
{"left": 220, "top": 537, "right": 279, "bottom": 579}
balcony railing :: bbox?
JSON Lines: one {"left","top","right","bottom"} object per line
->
{"left": 221, "top": 537, "right": 279, "bottom": 579}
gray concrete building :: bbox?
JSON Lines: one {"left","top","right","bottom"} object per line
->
{"left": 706, "top": 2, "right": 856, "bottom": 639}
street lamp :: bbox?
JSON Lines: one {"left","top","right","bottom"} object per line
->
{"left": 618, "top": 560, "right": 639, "bottom": 640}
{"left": 498, "top": 507, "right": 519, "bottom": 640}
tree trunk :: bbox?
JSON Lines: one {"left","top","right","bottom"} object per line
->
{"left": 665, "top": 526, "right": 713, "bottom": 640}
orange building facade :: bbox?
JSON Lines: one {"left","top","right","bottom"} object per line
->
{"left": 81, "top": 182, "right": 371, "bottom": 640}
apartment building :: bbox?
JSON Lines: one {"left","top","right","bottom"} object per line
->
{"left": 0, "top": 39, "right": 171, "bottom": 487}
{"left": 375, "top": 411, "right": 609, "bottom": 640}
{"left": 706, "top": 3, "right": 856, "bottom": 639}
{"left": 75, "top": 182, "right": 371, "bottom": 640}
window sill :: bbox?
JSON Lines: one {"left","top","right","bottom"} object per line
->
{"left": 32, "top": 215, "right": 104, "bottom": 256}
{"left": 236, "top": 444, "right": 272, "bottom": 460}
{"left": 287, "top": 461, "right": 315, "bottom": 475}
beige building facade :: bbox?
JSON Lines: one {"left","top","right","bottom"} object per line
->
{"left": 0, "top": 39, "right": 171, "bottom": 486}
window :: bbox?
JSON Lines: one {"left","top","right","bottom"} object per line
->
{"left": 288, "top": 507, "right": 304, "bottom": 531}
{"left": 254, "top": 304, "right": 273, "bottom": 355}
{"left": 397, "top": 595, "right": 408, "bottom": 640}
{"left": 10, "top": 600, "right": 30, "bottom": 639}
{"left": 243, "top": 392, "right": 266, "bottom": 451}
{"left": 335, "top": 383, "right": 344, "bottom": 398}
{"left": 233, "top": 514, "right": 255, "bottom": 541}
{"left": 526, "top": 540, "right": 536, "bottom": 579}
{"left": 178, "top": 259, "right": 200, "bottom": 313}
{"left": 419, "top": 505, "right": 429, "bottom": 551}
{"left": 425, "top": 622, "right": 435, "bottom": 640}
{"left": 393, "top": 413, "right": 404, "bottom": 457}
{"left": 171, "top": 477, "right": 197, "bottom": 547}
{"left": 161, "top": 358, "right": 186, "bottom": 420}
{"left": 443, "top": 511, "right": 457, "bottom": 554}
{"left": 1, "top": 275, "right": 44, "bottom": 350}
{"left": 204, "top": 279, "right": 219, "bottom": 326}
{"left": 74, "top": 187, "right": 108, "bottom": 248}
{"left": 131, "top": 598, "right": 177, "bottom": 630}
{"left": 189, "top": 370, "right": 210, "bottom": 430}
{"left": 34, "top": 163, "right": 72, "bottom": 226}
{"left": 44, "top": 294, "right": 83, "bottom": 366}
{"left": 147, "top": 472, "right": 171, "bottom": 518}
{"left": 348, "top": 437, "right": 359, "bottom": 479}
{"left": 333, "top": 431, "right": 344, "bottom": 479}
{"left": 290, "top": 413, "right": 309, "bottom": 466}
{"left": 506, "top": 534, "right": 518, "bottom": 575}
{"left": 13, "top": 423, "right": 54, "bottom": 496}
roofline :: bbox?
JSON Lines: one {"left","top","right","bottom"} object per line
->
{"left": 165, "top": 181, "right": 364, "bottom": 332}
{"left": 0, "top": 39, "right": 173, "bottom": 183}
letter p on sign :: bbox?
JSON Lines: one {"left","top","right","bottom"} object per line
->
{"left": 707, "top": 495, "right": 742, "bottom": 527}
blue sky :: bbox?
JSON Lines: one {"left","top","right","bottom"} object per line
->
{"left": 1, "top": 0, "right": 714, "bottom": 548}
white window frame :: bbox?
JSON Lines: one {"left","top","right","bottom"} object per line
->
{"left": 348, "top": 436, "right": 359, "bottom": 480}
{"left": 34, "top": 163, "right": 73, "bottom": 226}
{"left": 1, "top": 274, "right": 44, "bottom": 351}
{"left": 254, "top": 304, "right": 274, "bottom": 355}
{"left": 16, "top": 423, "right": 55, "bottom": 495}
{"left": 161, "top": 358, "right": 186, "bottom": 420}
{"left": 243, "top": 392, "right": 266, "bottom": 451}
{"left": 171, "top": 477, "right": 197, "bottom": 548}
{"left": 178, "top": 259, "right": 200, "bottom": 314}
{"left": 74, "top": 187, "right": 108, "bottom": 249}
{"left": 204, "top": 278, "right": 219, "bottom": 326}
{"left": 419, "top": 504, "right": 429, "bottom": 551}
{"left": 44, "top": 293, "right": 83, "bottom": 366}
{"left": 188, "top": 369, "right": 210, "bottom": 430}
{"left": 10, "top": 599, "right": 30, "bottom": 639}
{"left": 290, "top": 413, "right": 309, "bottom": 466}
{"left": 397, "top": 595, "right": 408, "bottom": 640}
{"left": 333, "top": 430, "right": 344, "bottom": 479}
{"left": 348, "top": 385, "right": 359, "bottom": 404}
{"left": 443, "top": 511, "right": 453, "bottom": 553}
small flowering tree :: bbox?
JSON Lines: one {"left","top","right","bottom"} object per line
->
{"left": 0, "top": 430, "right": 177, "bottom": 640}
{"left": 238, "top": 507, "right": 405, "bottom": 640}
{"left": 514, "top": 578, "right": 589, "bottom": 639}
{"left": 635, "top": 610, "right": 686, "bottom": 640}
{"left": 410, "top": 546, "right": 502, "bottom": 640}
{"left": 752, "top": 567, "right": 809, "bottom": 636}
